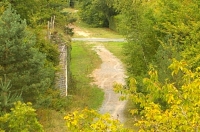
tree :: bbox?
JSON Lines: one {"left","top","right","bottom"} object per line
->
{"left": 78, "top": 0, "right": 108, "bottom": 27}
{"left": 0, "top": 75, "right": 21, "bottom": 113}
{"left": 0, "top": 101, "right": 44, "bottom": 132}
{"left": 0, "top": 0, "right": 69, "bottom": 27}
{"left": 0, "top": 5, "right": 52, "bottom": 102}
{"left": 113, "top": 0, "right": 200, "bottom": 91}
{"left": 64, "top": 108, "right": 130, "bottom": 132}
{"left": 78, "top": 0, "right": 117, "bottom": 27}
{"left": 114, "top": 0, "right": 160, "bottom": 77}
{"left": 112, "top": 1, "right": 200, "bottom": 130}
{"left": 115, "top": 60, "right": 200, "bottom": 131}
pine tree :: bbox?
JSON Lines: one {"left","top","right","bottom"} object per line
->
{"left": 0, "top": 5, "right": 52, "bottom": 102}
{"left": 0, "top": 75, "right": 21, "bottom": 113}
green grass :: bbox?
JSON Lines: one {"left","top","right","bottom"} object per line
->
{"left": 102, "top": 41, "right": 127, "bottom": 63}
{"left": 62, "top": 8, "right": 77, "bottom": 13}
{"left": 74, "top": 21, "right": 124, "bottom": 38}
{"left": 123, "top": 100, "right": 140, "bottom": 131}
{"left": 69, "top": 41, "right": 104, "bottom": 110}
{"left": 37, "top": 109, "right": 67, "bottom": 132}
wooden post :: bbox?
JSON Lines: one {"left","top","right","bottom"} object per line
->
{"left": 47, "top": 21, "right": 50, "bottom": 40}
{"left": 50, "top": 16, "right": 53, "bottom": 28}
{"left": 52, "top": 15, "right": 55, "bottom": 29}
{"left": 65, "top": 45, "right": 68, "bottom": 96}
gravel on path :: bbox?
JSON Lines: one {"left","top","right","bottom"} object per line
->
{"left": 91, "top": 45, "right": 127, "bottom": 123}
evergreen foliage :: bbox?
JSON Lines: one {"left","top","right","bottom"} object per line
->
{"left": 0, "top": 76, "right": 21, "bottom": 113}
{"left": 0, "top": 1, "right": 74, "bottom": 131}
{"left": 0, "top": 5, "right": 52, "bottom": 102}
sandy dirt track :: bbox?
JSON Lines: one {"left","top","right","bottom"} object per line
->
{"left": 91, "top": 45, "right": 127, "bottom": 123}
{"left": 72, "top": 25, "right": 127, "bottom": 123}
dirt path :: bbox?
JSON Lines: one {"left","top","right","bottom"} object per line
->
{"left": 91, "top": 45, "right": 127, "bottom": 123}
{"left": 72, "top": 25, "right": 127, "bottom": 123}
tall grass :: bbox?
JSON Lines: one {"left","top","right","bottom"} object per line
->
{"left": 37, "top": 109, "right": 67, "bottom": 132}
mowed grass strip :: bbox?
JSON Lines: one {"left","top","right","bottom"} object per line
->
{"left": 70, "top": 41, "right": 104, "bottom": 110}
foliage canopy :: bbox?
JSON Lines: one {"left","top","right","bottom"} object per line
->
{"left": 0, "top": 101, "right": 44, "bottom": 132}
{"left": 0, "top": 5, "right": 53, "bottom": 103}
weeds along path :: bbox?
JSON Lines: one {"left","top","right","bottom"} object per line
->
{"left": 91, "top": 45, "right": 127, "bottom": 123}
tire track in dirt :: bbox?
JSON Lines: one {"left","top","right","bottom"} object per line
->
{"left": 91, "top": 45, "right": 127, "bottom": 123}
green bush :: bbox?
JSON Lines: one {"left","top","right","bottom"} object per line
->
{"left": 36, "top": 88, "right": 72, "bottom": 111}
{"left": 78, "top": 1, "right": 108, "bottom": 27}
{"left": 0, "top": 101, "right": 44, "bottom": 132}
